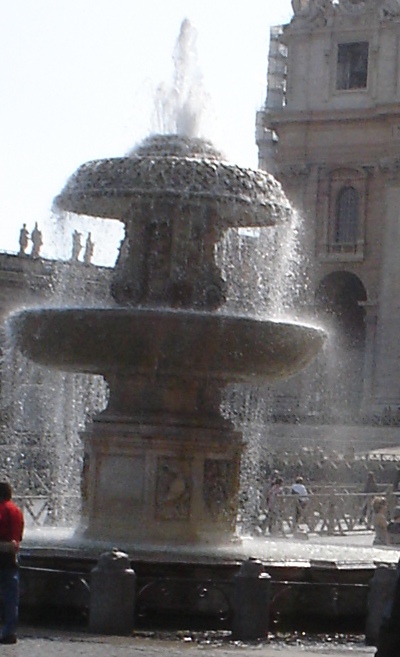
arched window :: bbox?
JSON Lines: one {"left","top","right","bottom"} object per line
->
{"left": 335, "top": 186, "right": 359, "bottom": 244}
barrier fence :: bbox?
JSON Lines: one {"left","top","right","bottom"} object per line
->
{"left": 14, "top": 494, "right": 80, "bottom": 528}
{"left": 14, "top": 489, "right": 400, "bottom": 535}
{"left": 255, "top": 489, "right": 400, "bottom": 536}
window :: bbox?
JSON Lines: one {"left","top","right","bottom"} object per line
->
{"left": 337, "top": 42, "right": 369, "bottom": 90}
{"left": 317, "top": 168, "right": 367, "bottom": 261}
{"left": 335, "top": 186, "right": 359, "bottom": 244}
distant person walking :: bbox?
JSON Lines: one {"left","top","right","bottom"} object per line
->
{"left": 387, "top": 507, "right": 400, "bottom": 545}
{"left": 360, "top": 471, "right": 378, "bottom": 527}
{"left": 291, "top": 476, "right": 309, "bottom": 529}
{"left": 0, "top": 482, "right": 24, "bottom": 644}
{"left": 393, "top": 467, "right": 400, "bottom": 493}
{"left": 372, "top": 496, "right": 389, "bottom": 546}
{"left": 266, "top": 476, "right": 283, "bottom": 535}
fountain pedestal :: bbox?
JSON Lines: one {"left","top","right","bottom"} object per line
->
{"left": 82, "top": 420, "right": 242, "bottom": 544}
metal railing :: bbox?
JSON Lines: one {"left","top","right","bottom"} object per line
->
{"left": 15, "top": 490, "right": 400, "bottom": 536}
{"left": 259, "top": 490, "right": 399, "bottom": 536}
{"left": 14, "top": 494, "right": 80, "bottom": 528}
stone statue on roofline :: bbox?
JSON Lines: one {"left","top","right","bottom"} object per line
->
{"left": 18, "top": 223, "right": 29, "bottom": 256}
{"left": 291, "top": 0, "right": 311, "bottom": 13}
{"left": 30, "top": 222, "right": 43, "bottom": 259}
{"left": 71, "top": 229, "right": 82, "bottom": 262}
{"left": 291, "top": 0, "right": 333, "bottom": 25}
{"left": 83, "top": 232, "right": 94, "bottom": 265}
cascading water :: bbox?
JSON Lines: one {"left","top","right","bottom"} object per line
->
{"left": 1, "top": 260, "right": 110, "bottom": 526}
{"left": 215, "top": 201, "right": 314, "bottom": 529}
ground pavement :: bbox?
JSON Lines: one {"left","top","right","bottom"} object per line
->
{"left": 3, "top": 627, "right": 377, "bottom": 657}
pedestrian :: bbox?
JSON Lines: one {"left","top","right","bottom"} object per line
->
{"left": 266, "top": 476, "right": 283, "bottom": 535}
{"left": 393, "top": 467, "right": 400, "bottom": 493}
{"left": 360, "top": 471, "right": 378, "bottom": 527}
{"left": 291, "top": 476, "right": 309, "bottom": 529}
{"left": 0, "top": 482, "right": 24, "bottom": 644}
{"left": 372, "top": 496, "right": 389, "bottom": 546}
{"left": 387, "top": 507, "right": 400, "bottom": 545}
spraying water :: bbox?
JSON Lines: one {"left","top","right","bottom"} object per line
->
{"left": 152, "top": 19, "right": 213, "bottom": 140}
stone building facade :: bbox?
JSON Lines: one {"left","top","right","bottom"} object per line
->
{"left": 256, "top": 0, "right": 400, "bottom": 450}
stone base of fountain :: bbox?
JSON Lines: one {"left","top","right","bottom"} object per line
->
{"left": 19, "top": 534, "right": 386, "bottom": 633}
{"left": 81, "top": 415, "right": 243, "bottom": 545}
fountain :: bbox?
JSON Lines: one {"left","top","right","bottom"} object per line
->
{"left": 13, "top": 19, "right": 377, "bottom": 631}
{"left": 5, "top": 21, "right": 400, "bottom": 635}
{"left": 10, "top": 132, "right": 324, "bottom": 548}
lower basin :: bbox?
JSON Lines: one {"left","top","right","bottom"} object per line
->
{"left": 10, "top": 307, "right": 325, "bottom": 381}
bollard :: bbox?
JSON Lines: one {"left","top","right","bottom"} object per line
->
{"left": 232, "top": 557, "right": 271, "bottom": 641}
{"left": 366, "top": 565, "right": 397, "bottom": 645}
{"left": 89, "top": 547, "right": 136, "bottom": 635}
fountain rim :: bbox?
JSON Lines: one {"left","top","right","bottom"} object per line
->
{"left": 10, "top": 306, "right": 326, "bottom": 381}
{"left": 52, "top": 133, "right": 292, "bottom": 224}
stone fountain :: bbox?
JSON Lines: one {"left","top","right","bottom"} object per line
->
{"left": 10, "top": 133, "right": 324, "bottom": 549}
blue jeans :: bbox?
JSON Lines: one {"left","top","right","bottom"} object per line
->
{"left": 0, "top": 568, "right": 19, "bottom": 637}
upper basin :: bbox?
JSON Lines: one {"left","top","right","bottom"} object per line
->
{"left": 53, "top": 134, "right": 292, "bottom": 228}
{"left": 10, "top": 307, "right": 325, "bottom": 381}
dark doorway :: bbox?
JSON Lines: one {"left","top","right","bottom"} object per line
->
{"left": 315, "top": 271, "right": 367, "bottom": 419}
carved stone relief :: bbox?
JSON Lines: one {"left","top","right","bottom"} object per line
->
{"left": 203, "top": 459, "right": 236, "bottom": 522}
{"left": 379, "top": 0, "right": 400, "bottom": 20}
{"left": 290, "top": 0, "right": 400, "bottom": 25}
{"left": 279, "top": 164, "right": 311, "bottom": 179}
{"left": 155, "top": 456, "right": 191, "bottom": 520}
{"left": 291, "top": 0, "right": 333, "bottom": 26}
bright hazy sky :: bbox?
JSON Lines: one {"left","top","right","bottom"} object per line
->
{"left": 0, "top": 1, "right": 293, "bottom": 264}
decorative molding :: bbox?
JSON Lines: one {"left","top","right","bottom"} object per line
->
{"left": 379, "top": 1, "right": 400, "bottom": 21}
{"left": 279, "top": 164, "right": 311, "bottom": 178}
{"left": 289, "top": 0, "right": 400, "bottom": 27}
{"left": 378, "top": 156, "right": 400, "bottom": 172}
{"left": 291, "top": 0, "right": 333, "bottom": 26}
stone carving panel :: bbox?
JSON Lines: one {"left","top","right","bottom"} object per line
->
{"left": 290, "top": 0, "right": 400, "bottom": 25}
{"left": 203, "top": 459, "right": 236, "bottom": 522}
{"left": 155, "top": 456, "right": 191, "bottom": 520}
{"left": 380, "top": 1, "right": 400, "bottom": 20}
{"left": 291, "top": 0, "right": 333, "bottom": 26}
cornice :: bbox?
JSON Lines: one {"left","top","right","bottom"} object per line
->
{"left": 378, "top": 155, "right": 400, "bottom": 173}
{"left": 278, "top": 164, "right": 312, "bottom": 178}
{"left": 264, "top": 104, "right": 400, "bottom": 126}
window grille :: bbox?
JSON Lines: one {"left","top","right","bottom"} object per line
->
{"left": 337, "top": 42, "right": 369, "bottom": 90}
{"left": 335, "top": 186, "right": 359, "bottom": 244}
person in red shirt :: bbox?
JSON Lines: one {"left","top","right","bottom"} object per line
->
{"left": 0, "top": 482, "right": 24, "bottom": 644}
